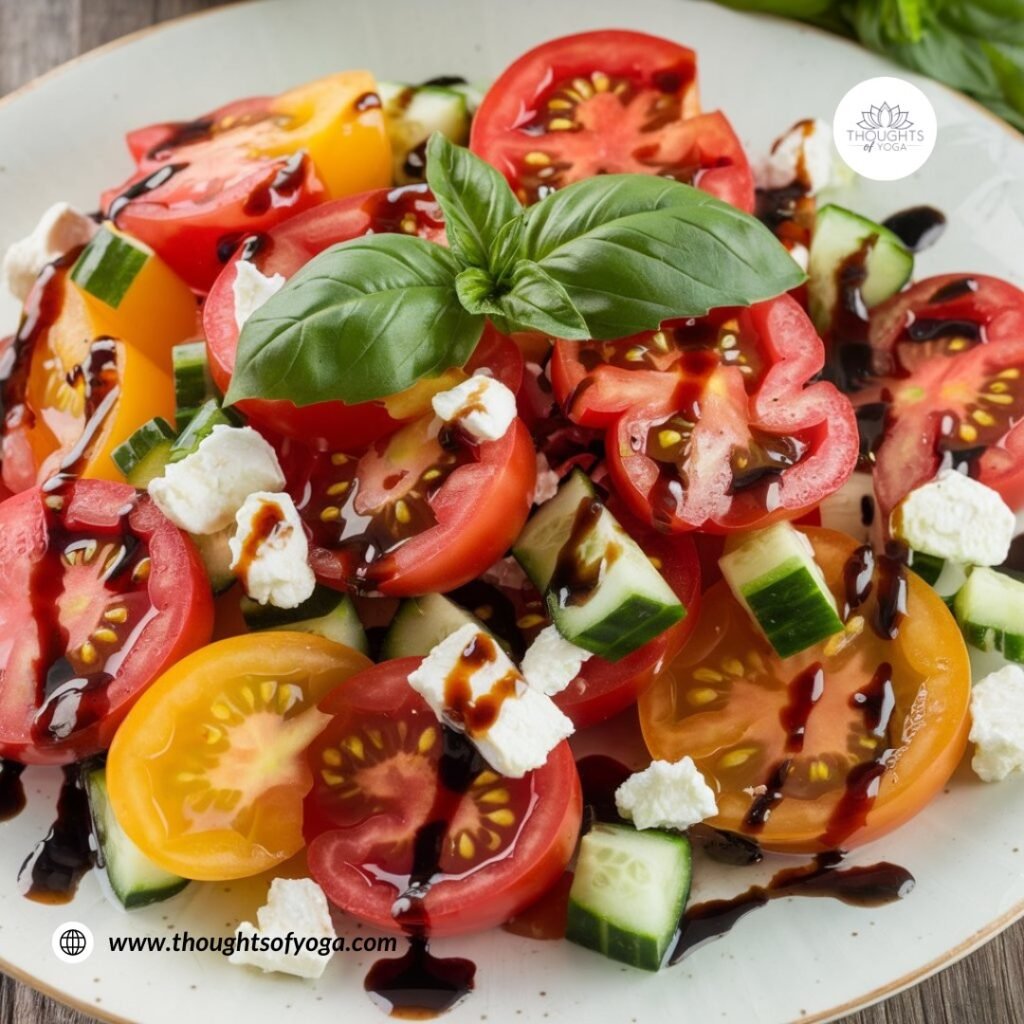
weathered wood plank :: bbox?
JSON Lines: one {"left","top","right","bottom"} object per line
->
{"left": 0, "top": 2, "right": 1021, "bottom": 1022}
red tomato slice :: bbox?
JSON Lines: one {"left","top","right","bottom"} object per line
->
{"left": 451, "top": 502, "right": 701, "bottom": 728}
{"left": 557, "top": 296, "right": 857, "bottom": 532}
{"left": 470, "top": 30, "right": 754, "bottom": 211}
{"left": 304, "top": 657, "right": 582, "bottom": 936}
{"left": 205, "top": 185, "right": 482, "bottom": 451}
{"left": 864, "top": 275, "right": 1024, "bottom": 515}
{"left": 0, "top": 481, "right": 213, "bottom": 764}
{"left": 296, "top": 406, "right": 536, "bottom": 598}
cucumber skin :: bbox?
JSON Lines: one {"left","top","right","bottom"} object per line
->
{"left": 111, "top": 417, "right": 176, "bottom": 488}
{"left": 71, "top": 228, "right": 148, "bottom": 309}
{"left": 566, "top": 828, "right": 692, "bottom": 972}
{"left": 242, "top": 588, "right": 369, "bottom": 654}
{"left": 907, "top": 550, "right": 944, "bottom": 587}
{"left": 550, "top": 591, "right": 683, "bottom": 663}
{"left": 741, "top": 562, "right": 843, "bottom": 659}
{"left": 960, "top": 622, "right": 1024, "bottom": 663}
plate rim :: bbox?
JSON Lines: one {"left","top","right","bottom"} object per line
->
{"left": 0, "top": 3, "right": 1021, "bottom": 1022}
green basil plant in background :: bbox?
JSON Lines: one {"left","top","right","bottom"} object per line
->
{"left": 713, "top": 0, "right": 1024, "bottom": 131}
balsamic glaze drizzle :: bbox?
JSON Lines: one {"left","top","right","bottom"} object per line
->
{"left": 0, "top": 760, "right": 27, "bottom": 822}
{"left": 882, "top": 206, "right": 947, "bottom": 253}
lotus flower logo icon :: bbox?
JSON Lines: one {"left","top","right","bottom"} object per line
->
{"left": 857, "top": 102, "right": 914, "bottom": 132}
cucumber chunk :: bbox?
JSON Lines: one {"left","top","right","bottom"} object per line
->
{"left": 719, "top": 521, "right": 843, "bottom": 658}
{"left": 85, "top": 765, "right": 188, "bottom": 910}
{"left": 241, "top": 585, "right": 368, "bottom": 653}
{"left": 70, "top": 226, "right": 151, "bottom": 309}
{"left": 378, "top": 82, "right": 470, "bottom": 183}
{"left": 513, "top": 470, "right": 684, "bottom": 662}
{"left": 566, "top": 823, "right": 691, "bottom": 971}
{"left": 954, "top": 567, "right": 1024, "bottom": 662}
{"left": 172, "top": 341, "right": 218, "bottom": 430}
{"left": 193, "top": 527, "right": 236, "bottom": 594}
{"left": 382, "top": 593, "right": 488, "bottom": 660}
{"left": 168, "top": 399, "right": 241, "bottom": 463}
{"left": 808, "top": 204, "right": 913, "bottom": 334}
{"left": 111, "top": 417, "right": 176, "bottom": 488}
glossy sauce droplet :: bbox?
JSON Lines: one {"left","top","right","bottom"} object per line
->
{"left": 0, "top": 760, "right": 27, "bottom": 822}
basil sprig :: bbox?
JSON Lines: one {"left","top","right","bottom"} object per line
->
{"left": 227, "top": 134, "right": 804, "bottom": 408}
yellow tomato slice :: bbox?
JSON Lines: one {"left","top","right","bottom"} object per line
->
{"left": 107, "top": 634, "right": 371, "bottom": 880}
{"left": 264, "top": 71, "right": 391, "bottom": 199}
{"left": 639, "top": 527, "right": 971, "bottom": 853}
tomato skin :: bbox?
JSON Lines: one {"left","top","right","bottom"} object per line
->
{"left": 0, "top": 481, "right": 213, "bottom": 765}
{"left": 108, "top": 633, "right": 372, "bottom": 880}
{"left": 639, "top": 527, "right": 971, "bottom": 853}
{"left": 309, "top": 418, "right": 537, "bottom": 597}
{"left": 471, "top": 31, "right": 754, "bottom": 212}
{"left": 305, "top": 657, "right": 582, "bottom": 937}
{"left": 592, "top": 297, "right": 859, "bottom": 532}
{"left": 205, "top": 186, "right": 462, "bottom": 450}
{"left": 866, "top": 274, "right": 1024, "bottom": 516}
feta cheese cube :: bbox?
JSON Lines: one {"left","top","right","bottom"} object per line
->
{"left": 533, "top": 452, "right": 560, "bottom": 505}
{"left": 3, "top": 203, "right": 97, "bottom": 301}
{"left": 615, "top": 757, "right": 718, "bottom": 831}
{"left": 521, "top": 624, "right": 592, "bottom": 696}
{"left": 233, "top": 260, "right": 285, "bottom": 331}
{"left": 229, "top": 491, "right": 315, "bottom": 609}
{"left": 970, "top": 664, "right": 1024, "bottom": 782}
{"left": 787, "top": 242, "right": 810, "bottom": 273}
{"left": 759, "top": 119, "right": 835, "bottom": 194}
{"left": 893, "top": 469, "right": 1015, "bottom": 566}
{"left": 229, "top": 878, "right": 336, "bottom": 979}
{"left": 148, "top": 425, "right": 286, "bottom": 535}
{"left": 408, "top": 623, "right": 574, "bottom": 778}
{"left": 431, "top": 374, "right": 517, "bottom": 442}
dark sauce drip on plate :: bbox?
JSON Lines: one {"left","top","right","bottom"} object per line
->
{"left": 670, "top": 853, "right": 914, "bottom": 963}
{"left": 0, "top": 760, "right": 27, "bottom": 821}
{"left": 364, "top": 727, "right": 480, "bottom": 1018}
{"left": 18, "top": 765, "right": 94, "bottom": 904}
{"left": 882, "top": 206, "right": 946, "bottom": 253}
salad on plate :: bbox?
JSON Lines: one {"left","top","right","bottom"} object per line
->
{"left": 2, "top": 26, "right": 1023, "bottom": 1020}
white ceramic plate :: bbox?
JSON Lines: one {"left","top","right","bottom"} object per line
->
{"left": 2, "top": 2, "right": 1023, "bottom": 1022}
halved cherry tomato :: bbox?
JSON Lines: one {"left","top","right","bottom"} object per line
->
{"left": 451, "top": 502, "right": 700, "bottom": 728}
{"left": 304, "top": 657, "right": 581, "bottom": 936}
{"left": 101, "top": 73, "right": 391, "bottom": 292}
{"left": 862, "top": 274, "right": 1024, "bottom": 516}
{"left": 107, "top": 633, "right": 371, "bottom": 880}
{"left": 205, "top": 185, "right": 510, "bottom": 450}
{"left": 639, "top": 527, "right": 971, "bottom": 853}
{"left": 556, "top": 296, "right": 858, "bottom": 532}
{"left": 1, "top": 257, "right": 181, "bottom": 495}
{"left": 298, "top": 404, "right": 536, "bottom": 598}
{"left": 471, "top": 30, "right": 754, "bottom": 211}
{"left": 0, "top": 480, "right": 213, "bottom": 765}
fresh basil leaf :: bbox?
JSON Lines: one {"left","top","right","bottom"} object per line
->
{"left": 493, "top": 262, "right": 590, "bottom": 339}
{"left": 489, "top": 216, "right": 527, "bottom": 285}
{"left": 226, "top": 234, "right": 483, "bottom": 407}
{"left": 426, "top": 132, "right": 522, "bottom": 270}
{"left": 520, "top": 175, "right": 806, "bottom": 340}
{"left": 454, "top": 266, "right": 499, "bottom": 315}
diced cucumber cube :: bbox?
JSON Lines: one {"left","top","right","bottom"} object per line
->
{"left": 382, "top": 593, "right": 489, "bottom": 660}
{"left": 172, "top": 341, "right": 218, "bottom": 430}
{"left": 955, "top": 567, "right": 1024, "bottom": 663}
{"left": 111, "top": 417, "right": 176, "bottom": 488}
{"left": 241, "top": 586, "right": 368, "bottom": 654}
{"left": 71, "top": 226, "right": 151, "bottom": 309}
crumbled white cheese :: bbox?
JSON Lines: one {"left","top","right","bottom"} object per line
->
{"left": 533, "top": 452, "right": 560, "bottom": 505}
{"left": 521, "top": 624, "right": 592, "bottom": 697}
{"left": 408, "top": 623, "right": 574, "bottom": 778}
{"left": 229, "top": 878, "right": 336, "bottom": 979}
{"left": 615, "top": 757, "right": 718, "bottom": 831}
{"left": 148, "top": 424, "right": 286, "bottom": 535}
{"left": 759, "top": 119, "right": 835, "bottom": 194}
{"left": 431, "top": 374, "right": 517, "bottom": 442}
{"left": 970, "top": 664, "right": 1024, "bottom": 782}
{"left": 233, "top": 260, "right": 285, "bottom": 331}
{"left": 788, "top": 241, "right": 810, "bottom": 273}
{"left": 894, "top": 469, "right": 1015, "bottom": 567}
{"left": 2, "top": 203, "right": 97, "bottom": 301}
{"left": 229, "top": 491, "right": 315, "bottom": 609}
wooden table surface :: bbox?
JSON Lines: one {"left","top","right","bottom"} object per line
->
{"left": 0, "top": 1, "right": 1021, "bottom": 1022}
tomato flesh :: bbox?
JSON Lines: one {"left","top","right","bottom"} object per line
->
{"left": 0, "top": 481, "right": 213, "bottom": 764}
{"left": 471, "top": 30, "right": 754, "bottom": 211}
{"left": 558, "top": 296, "right": 858, "bottom": 532}
{"left": 107, "top": 633, "right": 371, "bottom": 880}
{"left": 304, "top": 657, "right": 581, "bottom": 936}
{"left": 639, "top": 528, "right": 971, "bottom": 852}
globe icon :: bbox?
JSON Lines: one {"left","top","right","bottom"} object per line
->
{"left": 59, "top": 928, "right": 87, "bottom": 957}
